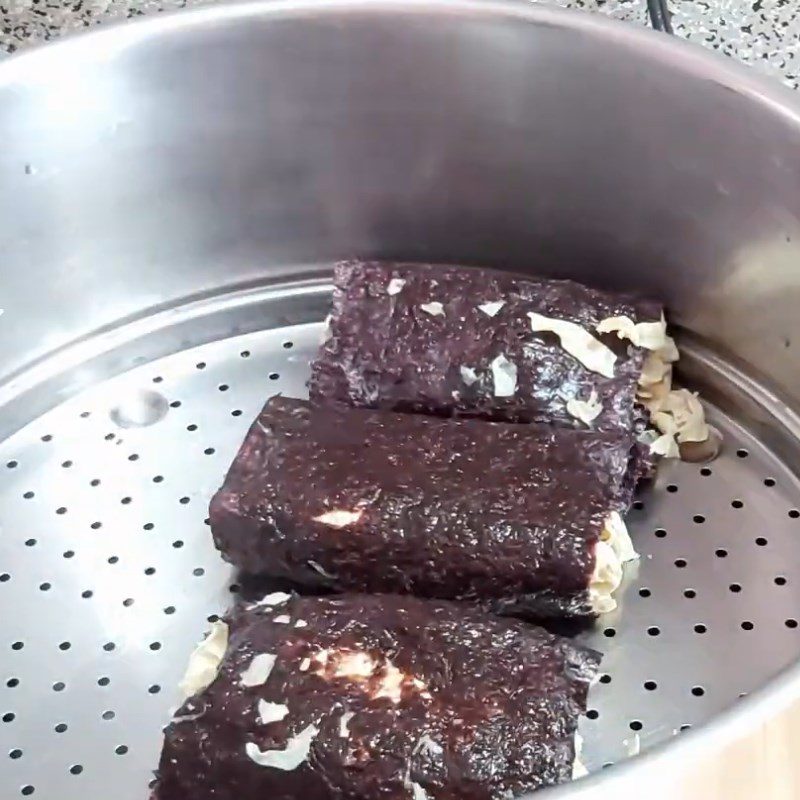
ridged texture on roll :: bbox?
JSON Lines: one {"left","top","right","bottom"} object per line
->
{"left": 153, "top": 594, "right": 600, "bottom": 800}
{"left": 210, "top": 396, "right": 634, "bottom": 617}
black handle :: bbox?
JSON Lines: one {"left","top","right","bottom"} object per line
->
{"left": 647, "top": 0, "right": 673, "bottom": 33}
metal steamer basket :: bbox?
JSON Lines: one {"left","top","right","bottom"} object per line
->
{"left": 2, "top": 2, "right": 800, "bottom": 797}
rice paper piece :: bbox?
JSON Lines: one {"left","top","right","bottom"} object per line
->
{"left": 308, "top": 261, "right": 663, "bottom": 438}
{"left": 152, "top": 594, "right": 600, "bottom": 800}
{"left": 210, "top": 396, "right": 637, "bottom": 618}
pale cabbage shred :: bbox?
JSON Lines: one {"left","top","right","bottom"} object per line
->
{"left": 249, "top": 591, "right": 292, "bottom": 609}
{"left": 565, "top": 389, "right": 602, "bottom": 426}
{"left": 387, "top": 278, "right": 406, "bottom": 296}
{"left": 178, "top": 620, "right": 229, "bottom": 700}
{"left": 597, "top": 313, "right": 712, "bottom": 458}
{"left": 339, "top": 711, "right": 355, "bottom": 738}
{"left": 245, "top": 723, "right": 319, "bottom": 770}
{"left": 572, "top": 733, "right": 588, "bottom": 779}
{"left": 528, "top": 312, "right": 617, "bottom": 378}
{"left": 240, "top": 653, "right": 277, "bottom": 687}
{"left": 459, "top": 365, "right": 479, "bottom": 386}
{"left": 258, "top": 700, "right": 290, "bottom": 725}
{"left": 490, "top": 354, "right": 517, "bottom": 397}
{"left": 420, "top": 301, "right": 445, "bottom": 317}
{"left": 589, "top": 512, "right": 638, "bottom": 614}
{"left": 478, "top": 300, "right": 505, "bottom": 317}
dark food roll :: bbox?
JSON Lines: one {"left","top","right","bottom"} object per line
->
{"left": 153, "top": 594, "right": 600, "bottom": 800}
{"left": 309, "top": 261, "right": 668, "bottom": 440}
{"left": 210, "top": 396, "right": 638, "bottom": 617}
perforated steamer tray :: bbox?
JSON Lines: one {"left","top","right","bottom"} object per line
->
{"left": 2, "top": 276, "right": 800, "bottom": 799}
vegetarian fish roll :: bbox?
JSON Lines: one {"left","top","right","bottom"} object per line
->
{"left": 153, "top": 594, "right": 600, "bottom": 800}
{"left": 309, "top": 262, "right": 674, "bottom": 448}
{"left": 210, "top": 396, "right": 638, "bottom": 617}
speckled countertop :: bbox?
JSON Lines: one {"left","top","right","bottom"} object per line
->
{"left": 0, "top": 0, "right": 799, "bottom": 89}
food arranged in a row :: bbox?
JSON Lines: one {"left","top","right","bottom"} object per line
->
{"left": 152, "top": 262, "right": 716, "bottom": 798}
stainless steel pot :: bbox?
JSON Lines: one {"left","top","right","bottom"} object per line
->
{"left": 2, "top": 2, "right": 800, "bottom": 798}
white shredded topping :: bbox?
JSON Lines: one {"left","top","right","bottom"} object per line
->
{"left": 642, "top": 388, "right": 710, "bottom": 459}
{"left": 640, "top": 353, "right": 672, "bottom": 388}
{"left": 404, "top": 740, "right": 433, "bottom": 800}
{"left": 319, "top": 314, "right": 333, "bottom": 345}
{"left": 490, "top": 354, "right": 517, "bottom": 397}
{"left": 313, "top": 648, "right": 429, "bottom": 704}
{"left": 572, "top": 761, "right": 589, "bottom": 780}
{"left": 658, "top": 336, "right": 680, "bottom": 363}
{"left": 312, "top": 509, "right": 363, "bottom": 528}
{"left": 627, "top": 314, "right": 716, "bottom": 461}
{"left": 650, "top": 432, "right": 681, "bottom": 459}
{"left": 295, "top": 620, "right": 308, "bottom": 628}
{"left": 299, "top": 657, "right": 311, "bottom": 672}
{"left": 250, "top": 592, "right": 292, "bottom": 609}
{"left": 572, "top": 733, "right": 588, "bottom": 779}
{"left": 565, "top": 390, "right": 603, "bottom": 426}
{"left": 527, "top": 312, "right": 617, "bottom": 378}
{"left": 589, "top": 541, "right": 623, "bottom": 615}
{"left": 459, "top": 365, "right": 479, "bottom": 386}
{"left": 339, "top": 711, "right": 355, "bottom": 738}
{"left": 660, "top": 389, "right": 709, "bottom": 443}
{"left": 638, "top": 372, "right": 672, "bottom": 405}
{"left": 256, "top": 420, "right": 273, "bottom": 437}
{"left": 604, "top": 511, "right": 638, "bottom": 563}
{"left": 417, "top": 735, "right": 443, "bottom": 757}
{"left": 477, "top": 300, "right": 505, "bottom": 317}
{"left": 171, "top": 709, "right": 206, "bottom": 724}
{"left": 387, "top": 278, "right": 406, "bottom": 296}
{"left": 178, "top": 620, "right": 229, "bottom": 699}
{"left": 273, "top": 615, "right": 291, "bottom": 624}
{"left": 636, "top": 325, "right": 677, "bottom": 398}
{"left": 240, "top": 653, "right": 277, "bottom": 688}
{"left": 596, "top": 313, "right": 669, "bottom": 350}
{"left": 420, "top": 302, "right": 445, "bottom": 317}
{"left": 637, "top": 428, "right": 659, "bottom": 446}
{"left": 258, "top": 700, "right": 290, "bottom": 725}
{"left": 408, "top": 782, "right": 429, "bottom": 800}
{"left": 308, "top": 560, "right": 336, "bottom": 579}
{"left": 245, "top": 723, "right": 318, "bottom": 770}
{"left": 589, "top": 514, "right": 638, "bottom": 614}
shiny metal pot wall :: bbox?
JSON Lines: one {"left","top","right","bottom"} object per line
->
{"left": 2, "top": 0, "right": 800, "bottom": 406}
{"left": 2, "top": 3, "right": 800, "bottom": 798}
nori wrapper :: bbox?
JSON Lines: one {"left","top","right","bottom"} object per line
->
{"left": 308, "top": 261, "right": 660, "bottom": 458}
{"left": 153, "top": 594, "right": 600, "bottom": 800}
{"left": 210, "top": 396, "right": 634, "bottom": 618}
